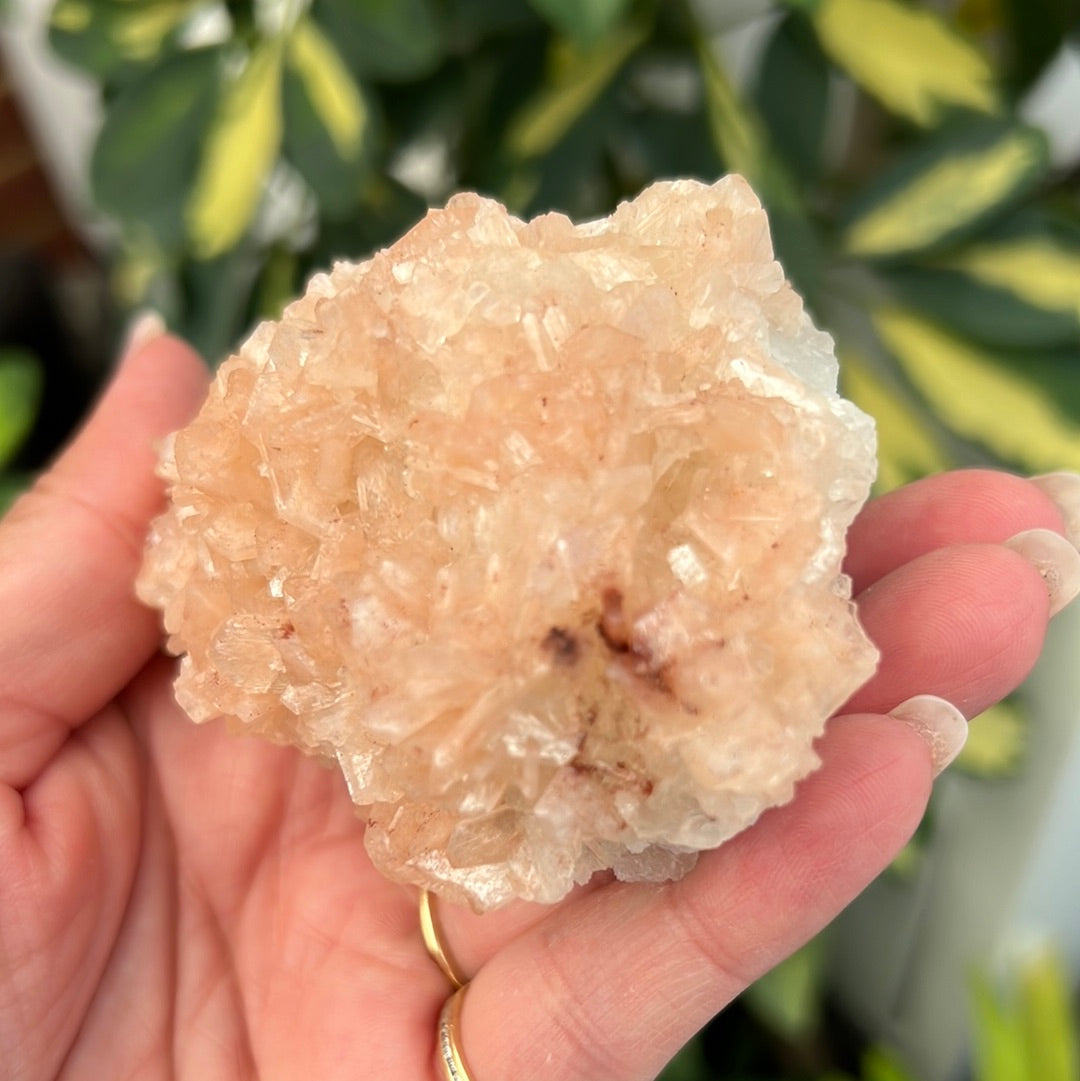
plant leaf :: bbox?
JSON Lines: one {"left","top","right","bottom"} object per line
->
{"left": 91, "top": 46, "right": 223, "bottom": 247}
{"left": 505, "top": 22, "right": 647, "bottom": 161}
{"left": 186, "top": 38, "right": 285, "bottom": 260}
{"left": 656, "top": 1036, "right": 710, "bottom": 1081}
{"left": 1017, "top": 950, "right": 1079, "bottom": 1081}
{"left": 178, "top": 247, "right": 266, "bottom": 363}
{"left": 860, "top": 1046, "right": 919, "bottom": 1081}
{"left": 306, "top": 175, "right": 426, "bottom": 267}
{"left": 809, "top": 0, "right": 997, "bottom": 126}
{"left": 49, "top": 0, "right": 195, "bottom": 80}
{"left": 873, "top": 308, "right": 1080, "bottom": 473}
{"left": 697, "top": 37, "right": 799, "bottom": 214}
{"left": 527, "top": 0, "right": 631, "bottom": 46}
{"left": 885, "top": 263, "right": 1079, "bottom": 350}
{"left": 283, "top": 16, "right": 376, "bottom": 216}
{"left": 844, "top": 120, "right": 1048, "bottom": 259}
{"left": 311, "top": 0, "right": 443, "bottom": 83}
{"left": 753, "top": 12, "right": 830, "bottom": 186}
{"left": 743, "top": 937, "right": 825, "bottom": 1043}
{"left": 970, "top": 969, "right": 1032, "bottom": 1081}
{"left": 955, "top": 699, "right": 1027, "bottom": 778}
{"left": 938, "top": 230, "right": 1080, "bottom": 326}
{"left": 0, "top": 349, "right": 43, "bottom": 469}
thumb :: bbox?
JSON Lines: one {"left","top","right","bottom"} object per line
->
{"left": 0, "top": 325, "right": 209, "bottom": 788}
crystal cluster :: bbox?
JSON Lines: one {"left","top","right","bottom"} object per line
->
{"left": 138, "top": 177, "right": 879, "bottom": 911}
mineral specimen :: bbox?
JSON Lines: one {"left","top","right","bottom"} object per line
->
{"left": 137, "top": 176, "right": 879, "bottom": 911}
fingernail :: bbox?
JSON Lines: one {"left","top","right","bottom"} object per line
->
{"left": 1003, "top": 528, "right": 1080, "bottom": 617}
{"left": 1031, "top": 473, "right": 1080, "bottom": 549}
{"left": 889, "top": 695, "right": 968, "bottom": 777}
{"left": 121, "top": 309, "right": 166, "bottom": 358}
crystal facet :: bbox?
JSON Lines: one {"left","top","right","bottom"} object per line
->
{"left": 138, "top": 177, "right": 879, "bottom": 911}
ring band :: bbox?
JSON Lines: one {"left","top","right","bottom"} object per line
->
{"left": 419, "top": 889, "right": 467, "bottom": 989}
{"left": 437, "top": 984, "right": 475, "bottom": 1081}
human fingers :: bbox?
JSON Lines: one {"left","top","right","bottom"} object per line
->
{"left": 446, "top": 714, "right": 931, "bottom": 1081}
{"left": 845, "top": 469, "right": 1068, "bottom": 593}
{"left": 0, "top": 329, "right": 208, "bottom": 788}
{"left": 845, "top": 538, "right": 1071, "bottom": 718}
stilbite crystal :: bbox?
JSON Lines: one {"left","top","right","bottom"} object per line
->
{"left": 137, "top": 176, "right": 879, "bottom": 911}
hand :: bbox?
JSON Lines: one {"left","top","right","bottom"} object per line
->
{"left": 1, "top": 331, "right": 1072, "bottom": 1081}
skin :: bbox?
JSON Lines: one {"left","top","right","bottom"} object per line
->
{"left": 0, "top": 334, "right": 1068, "bottom": 1081}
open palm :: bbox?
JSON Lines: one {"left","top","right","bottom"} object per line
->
{"left": 1, "top": 334, "right": 1071, "bottom": 1081}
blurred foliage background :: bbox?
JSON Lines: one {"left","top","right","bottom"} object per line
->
{"left": 1, "top": 0, "right": 1079, "bottom": 1076}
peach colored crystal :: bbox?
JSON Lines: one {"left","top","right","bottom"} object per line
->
{"left": 137, "top": 177, "right": 879, "bottom": 911}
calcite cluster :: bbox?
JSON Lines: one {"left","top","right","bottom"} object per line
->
{"left": 138, "top": 176, "right": 879, "bottom": 911}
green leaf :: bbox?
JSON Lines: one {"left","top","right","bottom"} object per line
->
{"left": 970, "top": 969, "right": 1035, "bottom": 1081}
{"left": 444, "top": 0, "right": 540, "bottom": 48}
{"left": 885, "top": 263, "right": 1079, "bottom": 350}
{"left": 656, "top": 1036, "right": 711, "bottom": 1081}
{"left": 840, "top": 346, "right": 950, "bottom": 492}
{"left": 808, "top": 0, "right": 997, "bottom": 126}
{"left": 283, "top": 16, "right": 377, "bottom": 216}
{"left": 873, "top": 308, "right": 1080, "bottom": 473}
{"left": 527, "top": 0, "right": 632, "bottom": 46}
{"left": 186, "top": 38, "right": 285, "bottom": 260}
{"left": 49, "top": 0, "right": 195, "bottom": 80}
{"left": 254, "top": 246, "right": 300, "bottom": 322}
{"left": 178, "top": 247, "right": 266, "bottom": 363}
{"left": 843, "top": 119, "right": 1048, "bottom": 259}
{"left": 696, "top": 37, "right": 799, "bottom": 214}
{"left": 505, "top": 22, "right": 647, "bottom": 161}
{"left": 1017, "top": 950, "right": 1079, "bottom": 1081}
{"left": 955, "top": 699, "right": 1027, "bottom": 778}
{"left": 0, "top": 349, "right": 43, "bottom": 468}
{"left": 91, "top": 46, "right": 222, "bottom": 247}
{"left": 753, "top": 13, "right": 830, "bottom": 186}
{"left": 306, "top": 176, "right": 426, "bottom": 267}
{"left": 860, "top": 1046, "right": 919, "bottom": 1081}
{"left": 937, "top": 227, "right": 1080, "bottom": 327}
{"left": 743, "top": 938, "right": 825, "bottom": 1043}
{"left": 311, "top": 0, "right": 443, "bottom": 82}
{"left": 970, "top": 952, "right": 1080, "bottom": 1081}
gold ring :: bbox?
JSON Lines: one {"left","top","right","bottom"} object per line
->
{"left": 437, "top": 984, "right": 475, "bottom": 1081}
{"left": 419, "top": 889, "right": 467, "bottom": 989}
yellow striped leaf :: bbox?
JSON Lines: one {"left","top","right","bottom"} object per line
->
{"left": 845, "top": 124, "right": 1046, "bottom": 258}
{"left": 697, "top": 38, "right": 799, "bottom": 213}
{"left": 1018, "top": 951, "right": 1079, "bottom": 1081}
{"left": 286, "top": 17, "right": 367, "bottom": 160}
{"left": 529, "top": 0, "right": 631, "bottom": 45}
{"left": 941, "top": 237, "right": 1080, "bottom": 321}
{"left": 506, "top": 22, "right": 647, "bottom": 160}
{"left": 187, "top": 40, "right": 285, "bottom": 260}
{"left": 840, "top": 348, "right": 949, "bottom": 491}
{"left": 970, "top": 969, "right": 1028, "bottom": 1081}
{"left": 811, "top": 0, "right": 996, "bottom": 126}
{"left": 874, "top": 308, "right": 1080, "bottom": 472}
{"left": 50, "top": 0, "right": 195, "bottom": 74}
